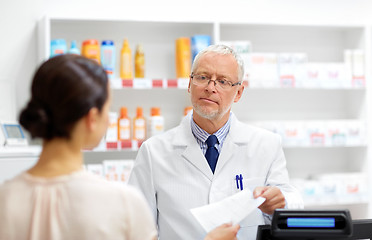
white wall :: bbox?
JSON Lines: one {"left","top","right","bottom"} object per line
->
{"left": 1, "top": 0, "right": 372, "bottom": 121}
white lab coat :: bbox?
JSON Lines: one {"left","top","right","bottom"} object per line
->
{"left": 128, "top": 113, "right": 303, "bottom": 240}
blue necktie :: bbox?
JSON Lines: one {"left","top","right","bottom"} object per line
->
{"left": 205, "top": 135, "right": 219, "bottom": 173}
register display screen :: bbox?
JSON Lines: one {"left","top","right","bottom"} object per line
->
{"left": 4, "top": 125, "right": 24, "bottom": 138}
{"left": 287, "top": 218, "right": 335, "bottom": 228}
{"left": 267, "top": 210, "right": 368, "bottom": 239}
{"left": 277, "top": 216, "right": 346, "bottom": 229}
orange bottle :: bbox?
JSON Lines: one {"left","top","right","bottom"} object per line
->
{"left": 117, "top": 107, "right": 131, "bottom": 141}
{"left": 81, "top": 39, "right": 100, "bottom": 63}
{"left": 133, "top": 107, "right": 146, "bottom": 141}
{"left": 175, "top": 37, "right": 191, "bottom": 78}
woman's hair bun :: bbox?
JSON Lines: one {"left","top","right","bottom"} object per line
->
{"left": 19, "top": 100, "right": 52, "bottom": 139}
{"left": 19, "top": 54, "right": 108, "bottom": 140}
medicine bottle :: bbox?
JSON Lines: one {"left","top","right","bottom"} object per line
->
{"left": 101, "top": 40, "right": 115, "bottom": 79}
{"left": 149, "top": 107, "right": 164, "bottom": 137}
{"left": 50, "top": 39, "right": 67, "bottom": 58}
{"left": 135, "top": 44, "right": 145, "bottom": 78}
{"left": 68, "top": 40, "right": 80, "bottom": 55}
{"left": 120, "top": 39, "right": 132, "bottom": 79}
{"left": 117, "top": 107, "right": 131, "bottom": 141}
{"left": 133, "top": 107, "right": 146, "bottom": 142}
{"left": 82, "top": 39, "right": 100, "bottom": 63}
{"left": 175, "top": 37, "right": 191, "bottom": 78}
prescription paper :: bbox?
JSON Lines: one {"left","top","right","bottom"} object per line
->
{"left": 190, "top": 189, "right": 265, "bottom": 232}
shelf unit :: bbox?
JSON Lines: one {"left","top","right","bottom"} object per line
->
{"left": 34, "top": 16, "right": 372, "bottom": 218}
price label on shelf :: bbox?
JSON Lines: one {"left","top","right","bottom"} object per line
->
{"left": 110, "top": 78, "right": 123, "bottom": 89}
{"left": 167, "top": 79, "right": 178, "bottom": 88}
{"left": 152, "top": 79, "right": 165, "bottom": 88}
{"left": 178, "top": 78, "right": 189, "bottom": 89}
{"left": 122, "top": 79, "right": 133, "bottom": 88}
{"left": 280, "top": 75, "right": 295, "bottom": 88}
{"left": 133, "top": 78, "right": 152, "bottom": 89}
{"left": 106, "top": 141, "right": 118, "bottom": 150}
{"left": 352, "top": 76, "right": 365, "bottom": 88}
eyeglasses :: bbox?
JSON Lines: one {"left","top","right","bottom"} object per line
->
{"left": 190, "top": 74, "right": 241, "bottom": 90}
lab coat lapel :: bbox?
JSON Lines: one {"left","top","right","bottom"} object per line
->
{"left": 214, "top": 113, "right": 247, "bottom": 175}
{"left": 214, "top": 134, "right": 237, "bottom": 175}
{"left": 173, "top": 114, "right": 214, "bottom": 181}
{"left": 182, "top": 143, "right": 214, "bottom": 181}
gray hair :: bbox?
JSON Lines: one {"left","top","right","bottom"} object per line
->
{"left": 191, "top": 44, "right": 245, "bottom": 82}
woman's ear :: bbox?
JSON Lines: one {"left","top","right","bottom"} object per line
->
{"left": 85, "top": 107, "right": 99, "bottom": 132}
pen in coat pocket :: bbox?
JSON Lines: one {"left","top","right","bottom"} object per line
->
{"left": 239, "top": 174, "right": 243, "bottom": 190}
{"left": 235, "top": 174, "right": 243, "bottom": 191}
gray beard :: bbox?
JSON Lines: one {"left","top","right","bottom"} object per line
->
{"left": 193, "top": 104, "right": 230, "bottom": 121}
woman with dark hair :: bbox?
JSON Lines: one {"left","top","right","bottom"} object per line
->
{"left": 0, "top": 54, "right": 239, "bottom": 240}
{"left": 0, "top": 54, "right": 157, "bottom": 240}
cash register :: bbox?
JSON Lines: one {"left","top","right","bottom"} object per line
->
{"left": 0, "top": 121, "right": 28, "bottom": 147}
{"left": 256, "top": 210, "right": 372, "bottom": 240}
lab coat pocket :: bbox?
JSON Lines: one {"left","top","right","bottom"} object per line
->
{"left": 231, "top": 177, "right": 266, "bottom": 195}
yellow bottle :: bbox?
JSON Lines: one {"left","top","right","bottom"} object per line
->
{"left": 133, "top": 107, "right": 146, "bottom": 142}
{"left": 135, "top": 44, "right": 145, "bottom": 78}
{"left": 120, "top": 39, "right": 132, "bottom": 79}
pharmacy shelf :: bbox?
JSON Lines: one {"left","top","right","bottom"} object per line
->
{"left": 235, "top": 88, "right": 366, "bottom": 121}
{"left": 7, "top": 144, "right": 364, "bottom": 164}
{"left": 111, "top": 78, "right": 191, "bottom": 89}
{"left": 305, "top": 199, "right": 369, "bottom": 208}
{"left": 111, "top": 87, "right": 366, "bottom": 129}
{"left": 83, "top": 144, "right": 367, "bottom": 164}
{"left": 38, "top": 17, "right": 216, "bottom": 78}
{"left": 219, "top": 23, "right": 365, "bottom": 62}
{"left": 305, "top": 201, "right": 369, "bottom": 220}
{"left": 308, "top": 198, "right": 369, "bottom": 204}
{"left": 89, "top": 144, "right": 367, "bottom": 151}
{"left": 306, "top": 203, "right": 368, "bottom": 219}
{"left": 83, "top": 149, "right": 137, "bottom": 164}
{"left": 305, "top": 196, "right": 369, "bottom": 219}
{"left": 86, "top": 144, "right": 367, "bottom": 153}
{"left": 284, "top": 146, "right": 367, "bottom": 178}
{"left": 283, "top": 144, "right": 367, "bottom": 149}
{"left": 110, "top": 78, "right": 366, "bottom": 90}
{"left": 33, "top": 16, "right": 371, "bottom": 218}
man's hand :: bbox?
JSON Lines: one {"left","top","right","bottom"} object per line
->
{"left": 253, "top": 186, "right": 285, "bottom": 215}
{"left": 204, "top": 223, "right": 240, "bottom": 240}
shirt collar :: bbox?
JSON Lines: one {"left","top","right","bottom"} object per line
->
{"left": 190, "top": 112, "right": 232, "bottom": 144}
